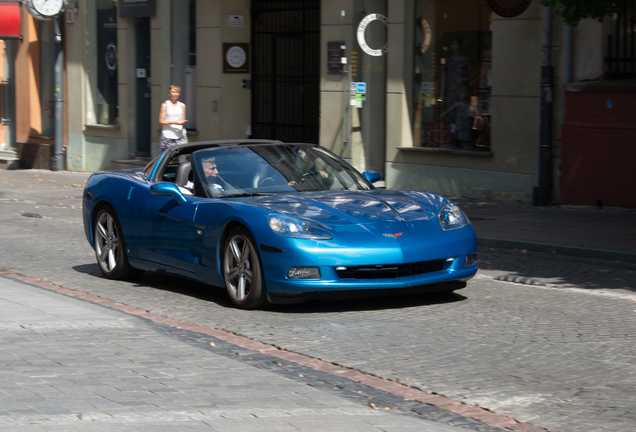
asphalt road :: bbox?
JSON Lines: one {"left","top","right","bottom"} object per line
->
{"left": 1, "top": 170, "right": 635, "bottom": 432}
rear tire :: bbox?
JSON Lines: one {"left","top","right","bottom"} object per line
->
{"left": 222, "top": 227, "right": 268, "bottom": 309}
{"left": 94, "top": 205, "right": 143, "bottom": 280}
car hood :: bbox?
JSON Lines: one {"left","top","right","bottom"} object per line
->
{"left": 248, "top": 190, "right": 451, "bottom": 228}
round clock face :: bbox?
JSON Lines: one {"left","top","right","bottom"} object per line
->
{"left": 487, "top": 0, "right": 533, "bottom": 18}
{"left": 28, "top": 0, "right": 66, "bottom": 19}
{"left": 226, "top": 46, "right": 247, "bottom": 69}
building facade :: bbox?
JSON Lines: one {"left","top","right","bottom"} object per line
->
{"left": 4, "top": 0, "right": 632, "bottom": 206}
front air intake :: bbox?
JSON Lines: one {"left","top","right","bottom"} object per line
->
{"left": 335, "top": 260, "right": 445, "bottom": 279}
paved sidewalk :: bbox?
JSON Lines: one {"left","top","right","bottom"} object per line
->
{"left": 0, "top": 275, "right": 474, "bottom": 432}
{"left": 453, "top": 198, "right": 636, "bottom": 265}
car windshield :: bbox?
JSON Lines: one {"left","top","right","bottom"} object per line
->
{"left": 192, "top": 144, "right": 372, "bottom": 198}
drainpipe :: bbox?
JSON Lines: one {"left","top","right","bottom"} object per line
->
{"left": 52, "top": 16, "right": 64, "bottom": 171}
{"left": 533, "top": 6, "right": 553, "bottom": 206}
{"left": 564, "top": 25, "right": 572, "bottom": 83}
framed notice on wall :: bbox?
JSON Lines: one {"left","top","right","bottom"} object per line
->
{"left": 119, "top": 0, "right": 156, "bottom": 18}
{"left": 223, "top": 43, "right": 250, "bottom": 73}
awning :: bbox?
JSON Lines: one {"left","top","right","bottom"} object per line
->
{"left": 0, "top": 3, "right": 21, "bottom": 40}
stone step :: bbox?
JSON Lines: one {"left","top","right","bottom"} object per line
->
{"left": 110, "top": 159, "right": 151, "bottom": 170}
{"left": 0, "top": 149, "right": 19, "bottom": 170}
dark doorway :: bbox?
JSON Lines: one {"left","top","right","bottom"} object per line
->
{"left": 136, "top": 17, "right": 151, "bottom": 156}
{"left": 251, "top": 0, "right": 319, "bottom": 144}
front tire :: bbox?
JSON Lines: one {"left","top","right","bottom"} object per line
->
{"left": 222, "top": 227, "right": 267, "bottom": 309}
{"left": 94, "top": 205, "right": 142, "bottom": 280}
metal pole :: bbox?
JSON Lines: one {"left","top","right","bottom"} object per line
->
{"left": 534, "top": 6, "right": 553, "bottom": 206}
{"left": 564, "top": 25, "right": 572, "bottom": 83}
{"left": 52, "top": 16, "right": 64, "bottom": 171}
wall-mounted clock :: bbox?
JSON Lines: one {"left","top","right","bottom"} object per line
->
{"left": 25, "top": 0, "right": 68, "bottom": 20}
{"left": 226, "top": 46, "right": 247, "bottom": 69}
{"left": 223, "top": 43, "right": 250, "bottom": 73}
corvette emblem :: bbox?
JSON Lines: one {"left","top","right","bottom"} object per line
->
{"left": 383, "top": 232, "right": 403, "bottom": 238}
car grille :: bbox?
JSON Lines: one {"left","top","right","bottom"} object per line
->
{"left": 335, "top": 259, "right": 445, "bottom": 279}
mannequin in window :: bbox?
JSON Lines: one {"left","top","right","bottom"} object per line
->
{"left": 441, "top": 88, "right": 474, "bottom": 148}
{"left": 442, "top": 38, "right": 474, "bottom": 129}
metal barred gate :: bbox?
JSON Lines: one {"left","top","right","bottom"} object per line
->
{"left": 251, "top": 0, "right": 320, "bottom": 144}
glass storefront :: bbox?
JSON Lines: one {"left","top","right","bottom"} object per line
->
{"left": 413, "top": 0, "right": 492, "bottom": 151}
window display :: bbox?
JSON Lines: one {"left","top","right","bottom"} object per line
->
{"left": 96, "top": 1, "right": 118, "bottom": 125}
{"left": 85, "top": 0, "right": 118, "bottom": 126}
{"left": 413, "top": 1, "right": 492, "bottom": 151}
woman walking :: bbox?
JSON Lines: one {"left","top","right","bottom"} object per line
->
{"left": 159, "top": 85, "right": 188, "bottom": 151}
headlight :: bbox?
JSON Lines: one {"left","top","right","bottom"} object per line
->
{"left": 438, "top": 203, "right": 470, "bottom": 231}
{"left": 268, "top": 215, "right": 332, "bottom": 239}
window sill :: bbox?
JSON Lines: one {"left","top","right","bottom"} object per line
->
{"left": 397, "top": 146, "right": 493, "bottom": 157}
{"left": 85, "top": 124, "right": 121, "bottom": 130}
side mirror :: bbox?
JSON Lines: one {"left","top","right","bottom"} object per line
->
{"left": 362, "top": 170, "right": 381, "bottom": 183}
{"left": 150, "top": 182, "right": 187, "bottom": 205}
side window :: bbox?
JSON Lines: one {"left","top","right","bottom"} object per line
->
{"left": 161, "top": 154, "right": 191, "bottom": 183}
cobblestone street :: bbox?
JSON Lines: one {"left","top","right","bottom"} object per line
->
{"left": 1, "top": 170, "right": 635, "bottom": 431}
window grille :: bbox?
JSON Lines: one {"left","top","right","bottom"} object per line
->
{"left": 605, "top": 10, "right": 636, "bottom": 79}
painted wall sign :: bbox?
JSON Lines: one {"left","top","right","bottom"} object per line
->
{"left": 0, "top": 3, "right": 21, "bottom": 39}
{"left": 487, "top": 0, "right": 532, "bottom": 18}
{"left": 356, "top": 13, "right": 388, "bottom": 57}
{"left": 120, "top": 0, "right": 156, "bottom": 18}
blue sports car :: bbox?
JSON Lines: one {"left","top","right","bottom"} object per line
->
{"left": 82, "top": 140, "right": 477, "bottom": 309}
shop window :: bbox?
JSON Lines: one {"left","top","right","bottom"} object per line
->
{"left": 85, "top": 0, "right": 118, "bottom": 126}
{"left": 413, "top": 0, "right": 492, "bottom": 151}
{"left": 171, "top": 0, "right": 197, "bottom": 130}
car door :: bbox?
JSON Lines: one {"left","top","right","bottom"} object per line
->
{"left": 128, "top": 183, "right": 201, "bottom": 276}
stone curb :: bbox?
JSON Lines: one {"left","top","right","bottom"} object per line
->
{"left": 477, "top": 237, "right": 636, "bottom": 265}
{"left": 0, "top": 268, "right": 549, "bottom": 432}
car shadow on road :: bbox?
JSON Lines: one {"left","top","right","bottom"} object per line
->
{"left": 72, "top": 263, "right": 467, "bottom": 312}
{"left": 267, "top": 291, "right": 467, "bottom": 314}
{"left": 72, "top": 263, "right": 233, "bottom": 306}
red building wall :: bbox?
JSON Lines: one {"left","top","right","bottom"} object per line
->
{"left": 561, "top": 85, "right": 636, "bottom": 208}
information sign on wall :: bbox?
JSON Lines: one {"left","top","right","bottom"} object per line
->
{"left": 327, "top": 41, "right": 346, "bottom": 74}
{"left": 120, "top": 0, "right": 156, "bottom": 18}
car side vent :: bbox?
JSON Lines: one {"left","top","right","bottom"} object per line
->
{"left": 335, "top": 259, "right": 445, "bottom": 279}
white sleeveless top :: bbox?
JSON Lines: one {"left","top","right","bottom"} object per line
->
{"left": 162, "top": 100, "right": 185, "bottom": 139}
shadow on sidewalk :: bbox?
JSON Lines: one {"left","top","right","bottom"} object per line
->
{"left": 478, "top": 247, "right": 636, "bottom": 293}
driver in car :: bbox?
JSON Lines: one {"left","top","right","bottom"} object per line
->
{"left": 202, "top": 156, "right": 225, "bottom": 192}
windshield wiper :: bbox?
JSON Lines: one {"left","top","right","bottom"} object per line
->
{"left": 222, "top": 192, "right": 277, "bottom": 198}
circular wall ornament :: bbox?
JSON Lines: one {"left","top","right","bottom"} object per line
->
{"left": 420, "top": 19, "right": 432, "bottom": 53}
{"left": 487, "top": 0, "right": 533, "bottom": 18}
{"left": 357, "top": 13, "right": 388, "bottom": 57}
{"left": 226, "top": 46, "right": 247, "bottom": 68}
{"left": 105, "top": 42, "right": 117, "bottom": 71}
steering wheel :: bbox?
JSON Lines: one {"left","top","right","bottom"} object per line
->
{"left": 258, "top": 177, "right": 276, "bottom": 187}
